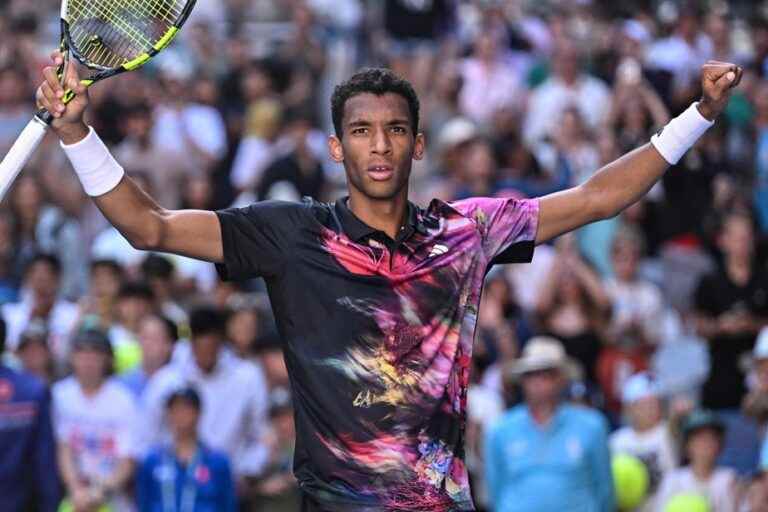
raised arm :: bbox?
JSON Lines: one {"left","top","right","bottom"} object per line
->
{"left": 536, "top": 61, "right": 742, "bottom": 245}
{"left": 36, "top": 52, "right": 223, "bottom": 263}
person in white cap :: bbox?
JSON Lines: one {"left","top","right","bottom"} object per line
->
{"left": 744, "top": 327, "right": 768, "bottom": 476}
{"left": 484, "top": 336, "right": 614, "bottom": 512}
{"left": 610, "top": 372, "right": 678, "bottom": 512}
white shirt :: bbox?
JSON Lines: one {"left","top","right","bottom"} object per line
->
{"left": 523, "top": 75, "right": 611, "bottom": 144}
{"left": 459, "top": 57, "right": 525, "bottom": 125}
{"left": 603, "top": 278, "right": 664, "bottom": 345}
{"left": 2, "top": 297, "right": 79, "bottom": 363}
{"left": 610, "top": 423, "right": 678, "bottom": 512}
{"left": 53, "top": 377, "right": 139, "bottom": 511}
{"left": 656, "top": 467, "right": 737, "bottom": 512}
{"left": 142, "top": 349, "right": 270, "bottom": 477}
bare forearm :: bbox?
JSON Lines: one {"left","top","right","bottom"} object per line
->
{"left": 93, "top": 174, "right": 166, "bottom": 250}
{"left": 582, "top": 143, "right": 668, "bottom": 220}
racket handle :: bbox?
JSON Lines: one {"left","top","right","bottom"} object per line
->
{"left": 0, "top": 116, "right": 50, "bottom": 202}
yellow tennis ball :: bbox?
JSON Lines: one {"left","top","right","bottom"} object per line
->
{"left": 612, "top": 453, "right": 649, "bottom": 510}
{"left": 663, "top": 493, "right": 710, "bottom": 512}
{"left": 114, "top": 341, "right": 142, "bottom": 374}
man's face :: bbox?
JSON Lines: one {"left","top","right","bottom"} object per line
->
{"left": 329, "top": 93, "right": 424, "bottom": 201}
{"left": 26, "top": 261, "right": 59, "bottom": 305}
{"left": 72, "top": 348, "right": 109, "bottom": 385}
{"left": 138, "top": 316, "right": 173, "bottom": 369}
{"left": 521, "top": 368, "right": 563, "bottom": 405}
{"left": 192, "top": 333, "right": 221, "bottom": 373}
{"left": 167, "top": 400, "right": 200, "bottom": 437}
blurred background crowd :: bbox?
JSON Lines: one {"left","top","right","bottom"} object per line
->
{"left": 0, "top": 0, "right": 767, "bottom": 510}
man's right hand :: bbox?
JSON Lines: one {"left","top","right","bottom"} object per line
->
{"left": 35, "top": 51, "right": 90, "bottom": 144}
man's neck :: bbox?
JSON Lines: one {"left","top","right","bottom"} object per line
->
{"left": 174, "top": 434, "right": 198, "bottom": 463}
{"left": 347, "top": 190, "right": 409, "bottom": 240}
{"left": 726, "top": 257, "right": 751, "bottom": 285}
{"left": 691, "top": 460, "right": 714, "bottom": 481}
{"left": 529, "top": 401, "right": 559, "bottom": 426}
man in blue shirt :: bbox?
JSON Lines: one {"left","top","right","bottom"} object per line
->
{"left": 485, "top": 337, "right": 614, "bottom": 512}
{"left": 137, "top": 386, "right": 237, "bottom": 512}
{"left": 0, "top": 317, "right": 62, "bottom": 511}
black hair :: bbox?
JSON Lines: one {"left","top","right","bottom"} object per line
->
{"left": 90, "top": 259, "right": 124, "bottom": 276}
{"left": 331, "top": 68, "right": 420, "bottom": 139}
{"left": 141, "top": 254, "right": 174, "bottom": 281}
{"left": 189, "top": 306, "right": 226, "bottom": 339}
{"left": 144, "top": 313, "right": 178, "bottom": 343}
{"left": 117, "top": 281, "right": 155, "bottom": 301}
{"left": 165, "top": 386, "right": 202, "bottom": 410}
{"left": 24, "top": 253, "right": 61, "bottom": 277}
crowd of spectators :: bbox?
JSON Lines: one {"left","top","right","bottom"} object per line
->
{"left": 0, "top": 0, "right": 767, "bottom": 510}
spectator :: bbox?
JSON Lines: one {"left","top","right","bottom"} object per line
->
{"left": 1, "top": 253, "right": 78, "bottom": 369}
{"left": 53, "top": 329, "right": 139, "bottom": 512}
{"left": 597, "top": 227, "right": 664, "bottom": 418}
{"left": 523, "top": 40, "right": 611, "bottom": 144}
{"left": 78, "top": 259, "right": 124, "bottom": 333}
{"left": 245, "top": 389, "right": 299, "bottom": 511}
{"left": 14, "top": 320, "right": 55, "bottom": 384}
{"left": 485, "top": 336, "right": 614, "bottom": 512}
{"left": 256, "top": 108, "right": 327, "bottom": 201}
{"left": 142, "top": 306, "right": 270, "bottom": 492}
{"left": 743, "top": 327, "right": 768, "bottom": 430}
{"left": 535, "top": 236, "right": 609, "bottom": 385}
{"left": 140, "top": 254, "right": 187, "bottom": 326}
{"left": 610, "top": 372, "right": 678, "bottom": 511}
{"left": 0, "top": 316, "right": 61, "bottom": 512}
{"left": 694, "top": 212, "right": 768, "bottom": 478}
{"left": 137, "top": 386, "right": 237, "bottom": 512}
{"left": 656, "top": 410, "right": 738, "bottom": 512}
{"left": 119, "top": 314, "right": 177, "bottom": 402}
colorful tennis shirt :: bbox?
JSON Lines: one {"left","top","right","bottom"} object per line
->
{"left": 215, "top": 196, "right": 539, "bottom": 511}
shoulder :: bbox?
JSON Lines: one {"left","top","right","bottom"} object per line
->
{"left": 103, "top": 378, "right": 137, "bottom": 404}
{"left": 563, "top": 404, "right": 609, "bottom": 432}
{"left": 0, "top": 366, "right": 46, "bottom": 400}
{"left": 493, "top": 405, "right": 528, "bottom": 430}
{"left": 52, "top": 376, "right": 78, "bottom": 400}
{"left": 201, "top": 444, "right": 232, "bottom": 471}
{"left": 216, "top": 198, "right": 331, "bottom": 230}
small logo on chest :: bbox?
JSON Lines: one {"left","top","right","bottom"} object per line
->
{"left": 429, "top": 244, "right": 449, "bottom": 257}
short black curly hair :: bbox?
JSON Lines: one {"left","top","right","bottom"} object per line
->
{"left": 331, "top": 68, "right": 420, "bottom": 138}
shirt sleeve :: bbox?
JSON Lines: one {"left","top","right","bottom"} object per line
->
{"left": 215, "top": 200, "right": 305, "bottom": 281}
{"left": 32, "top": 387, "right": 63, "bottom": 512}
{"left": 452, "top": 197, "right": 540, "bottom": 265}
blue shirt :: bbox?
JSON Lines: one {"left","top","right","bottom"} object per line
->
{"left": 137, "top": 443, "right": 237, "bottom": 512}
{"left": 119, "top": 367, "right": 148, "bottom": 400}
{"left": 485, "top": 403, "right": 615, "bottom": 512}
{"left": 0, "top": 365, "right": 61, "bottom": 512}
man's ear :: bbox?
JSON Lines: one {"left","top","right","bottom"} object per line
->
{"left": 329, "top": 135, "right": 344, "bottom": 163}
{"left": 413, "top": 133, "right": 426, "bottom": 161}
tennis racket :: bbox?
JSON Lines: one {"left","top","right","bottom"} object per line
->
{"left": 0, "top": 0, "right": 196, "bottom": 201}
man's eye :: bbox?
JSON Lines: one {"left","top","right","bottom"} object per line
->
{"left": 391, "top": 127, "right": 406, "bottom": 134}
{"left": 352, "top": 128, "right": 368, "bottom": 135}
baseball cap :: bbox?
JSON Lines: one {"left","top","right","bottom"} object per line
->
{"left": 17, "top": 320, "right": 48, "bottom": 349}
{"left": 71, "top": 329, "right": 112, "bottom": 354}
{"left": 682, "top": 409, "right": 725, "bottom": 441}
{"left": 622, "top": 372, "right": 660, "bottom": 404}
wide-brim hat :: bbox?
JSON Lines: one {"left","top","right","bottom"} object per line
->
{"left": 505, "top": 336, "right": 582, "bottom": 382}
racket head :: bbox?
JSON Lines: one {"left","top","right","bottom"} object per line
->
{"left": 60, "top": 0, "right": 196, "bottom": 79}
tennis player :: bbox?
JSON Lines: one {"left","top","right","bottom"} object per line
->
{"left": 36, "top": 52, "right": 741, "bottom": 512}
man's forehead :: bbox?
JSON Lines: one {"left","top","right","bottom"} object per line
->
{"left": 343, "top": 93, "right": 410, "bottom": 124}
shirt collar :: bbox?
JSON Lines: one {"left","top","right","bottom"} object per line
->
{"left": 334, "top": 196, "right": 428, "bottom": 244}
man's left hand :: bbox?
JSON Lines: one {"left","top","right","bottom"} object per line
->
{"left": 697, "top": 60, "right": 743, "bottom": 121}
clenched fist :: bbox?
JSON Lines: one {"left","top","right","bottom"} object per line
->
{"left": 697, "top": 60, "right": 743, "bottom": 121}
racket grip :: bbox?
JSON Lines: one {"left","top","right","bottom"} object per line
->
{"left": 0, "top": 117, "right": 49, "bottom": 202}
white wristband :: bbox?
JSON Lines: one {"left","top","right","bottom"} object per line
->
{"left": 650, "top": 102, "right": 714, "bottom": 165}
{"left": 60, "top": 127, "right": 125, "bottom": 197}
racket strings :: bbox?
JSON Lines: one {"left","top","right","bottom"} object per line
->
{"left": 66, "top": 0, "right": 186, "bottom": 68}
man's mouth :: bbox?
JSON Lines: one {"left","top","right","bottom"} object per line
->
{"left": 367, "top": 165, "right": 394, "bottom": 181}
